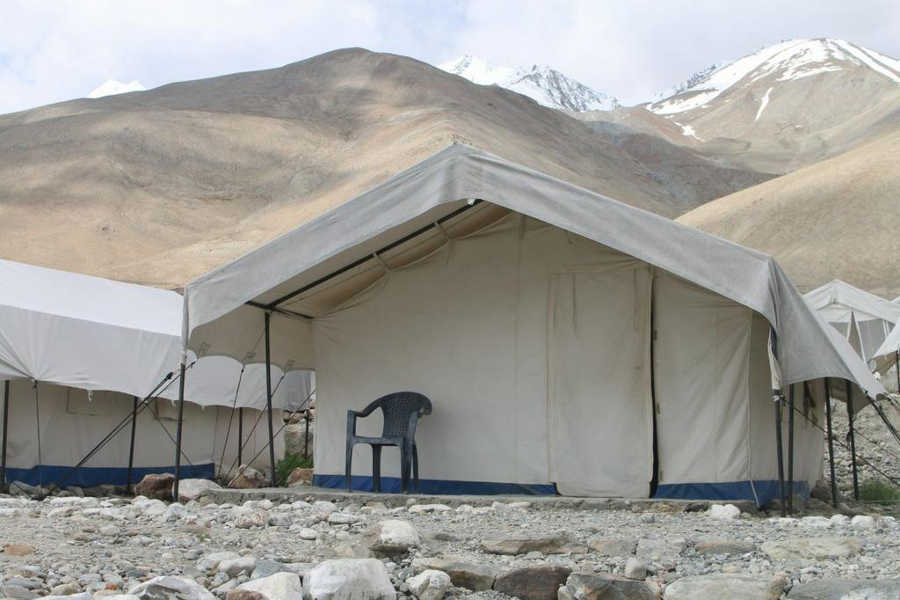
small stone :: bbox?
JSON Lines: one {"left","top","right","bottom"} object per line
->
{"left": 850, "top": 515, "right": 875, "bottom": 529}
{"left": 0, "top": 584, "right": 38, "bottom": 600}
{"left": 50, "top": 583, "right": 82, "bottom": 596}
{"left": 829, "top": 514, "right": 850, "bottom": 526}
{"left": 229, "top": 466, "right": 268, "bottom": 489}
{"left": 587, "top": 537, "right": 637, "bottom": 556}
{"left": 225, "top": 591, "right": 265, "bottom": 600}
{"left": 3, "top": 543, "right": 36, "bottom": 556}
{"left": 407, "top": 504, "right": 451, "bottom": 514}
{"left": 285, "top": 468, "right": 313, "bottom": 487}
{"left": 234, "top": 509, "right": 269, "bottom": 529}
{"left": 405, "top": 570, "right": 451, "bottom": 600}
{"left": 313, "top": 501, "right": 337, "bottom": 514}
{"left": 99, "top": 525, "right": 118, "bottom": 536}
{"left": 133, "top": 473, "right": 174, "bottom": 501}
{"left": 304, "top": 559, "right": 395, "bottom": 600}
{"left": 707, "top": 504, "right": 740, "bottom": 520}
{"left": 761, "top": 537, "right": 861, "bottom": 562}
{"left": 481, "top": 535, "right": 585, "bottom": 555}
{"left": 328, "top": 512, "right": 360, "bottom": 524}
{"left": 636, "top": 537, "right": 686, "bottom": 563}
{"left": 694, "top": 540, "right": 756, "bottom": 555}
{"left": 800, "top": 516, "right": 832, "bottom": 528}
{"left": 219, "top": 556, "right": 257, "bottom": 576}
{"left": 128, "top": 576, "right": 215, "bottom": 600}
{"left": 411, "top": 558, "right": 497, "bottom": 592}
{"left": 559, "top": 573, "right": 656, "bottom": 600}
{"left": 493, "top": 565, "right": 571, "bottom": 600}
{"left": 298, "top": 528, "right": 318, "bottom": 540}
{"left": 251, "top": 560, "right": 286, "bottom": 580}
{"left": 370, "top": 520, "right": 420, "bottom": 553}
{"left": 198, "top": 551, "right": 242, "bottom": 572}
{"left": 235, "top": 572, "right": 302, "bottom": 600}
{"left": 787, "top": 579, "right": 900, "bottom": 599}
{"left": 624, "top": 558, "right": 647, "bottom": 580}
{"left": 663, "top": 574, "right": 785, "bottom": 600}
{"left": 177, "top": 479, "right": 222, "bottom": 503}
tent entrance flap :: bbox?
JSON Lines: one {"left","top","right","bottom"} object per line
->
{"left": 548, "top": 265, "right": 653, "bottom": 497}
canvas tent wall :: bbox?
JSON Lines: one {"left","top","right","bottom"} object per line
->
{"left": 0, "top": 259, "right": 311, "bottom": 488}
{"left": 179, "top": 144, "right": 884, "bottom": 503}
{"left": 803, "top": 280, "right": 900, "bottom": 369}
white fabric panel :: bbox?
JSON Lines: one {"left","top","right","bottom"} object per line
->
{"left": 653, "top": 274, "right": 751, "bottom": 486}
{"left": 212, "top": 406, "right": 285, "bottom": 475}
{"left": 804, "top": 280, "right": 900, "bottom": 324}
{"left": 184, "top": 144, "right": 886, "bottom": 403}
{"left": 548, "top": 265, "right": 652, "bottom": 497}
{"left": 3, "top": 380, "right": 215, "bottom": 471}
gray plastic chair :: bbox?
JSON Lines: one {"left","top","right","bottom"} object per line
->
{"left": 345, "top": 392, "right": 432, "bottom": 493}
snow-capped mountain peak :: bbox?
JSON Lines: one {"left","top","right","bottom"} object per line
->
{"left": 439, "top": 55, "right": 619, "bottom": 112}
{"left": 88, "top": 80, "right": 146, "bottom": 99}
{"left": 648, "top": 38, "right": 900, "bottom": 115}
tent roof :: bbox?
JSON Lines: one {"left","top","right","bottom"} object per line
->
{"left": 0, "top": 258, "right": 306, "bottom": 408}
{"left": 182, "top": 143, "right": 885, "bottom": 401}
{"left": 804, "top": 279, "right": 900, "bottom": 325}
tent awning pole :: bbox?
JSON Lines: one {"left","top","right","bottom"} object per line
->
{"left": 127, "top": 396, "right": 138, "bottom": 492}
{"left": 895, "top": 350, "right": 899, "bottom": 393}
{"left": 775, "top": 392, "right": 786, "bottom": 516}
{"left": 845, "top": 379, "right": 859, "bottom": 501}
{"left": 173, "top": 359, "right": 187, "bottom": 501}
{"left": 264, "top": 312, "right": 276, "bottom": 487}
{"left": 1, "top": 380, "right": 9, "bottom": 492}
{"left": 238, "top": 407, "right": 244, "bottom": 468}
{"left": 787, "top": 384, "right": 795, "bottom": 514}
{"left": 823, "top": 377, "right": 838, "bottom": 507}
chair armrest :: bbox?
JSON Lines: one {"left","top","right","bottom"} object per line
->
{"left": 346, "top": 410, "right": 359, "bottom": 438}
{"left": 405, "top": 410, "right": 420, "bottom": 446}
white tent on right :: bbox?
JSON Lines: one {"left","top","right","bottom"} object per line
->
{"left": 803, "top": 280, "right": 900, "bottom": 370}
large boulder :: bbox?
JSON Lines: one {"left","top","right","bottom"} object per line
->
{"left": 761, "top": 537, "right": 861, "bottom": 562}
{"left": 286, "top": 468, "right": 313, "bottom": 487}
{"left": 493, "top": 565, "right": 571, "bottom": 600}
{"left": 663, "top": 574, "right": 785, "bottom": 600}
{"left": 787, "top": 579, "right": 900, "bottom": 599}
{"left": 234, "top": 572, "right": 302, "bottom": 600}
{"left": 177, "top": 478, "right": 222, "bottom": 503}
{"left": 303, "top": 559, "right": 395, "bottom": 600}
{"left": 229, "top": 466, "right": 268, "bottom": 489}
{"left": 558, "top": 573, "right": 657, "bottom": 600}
{"left": 133, "top": 473, "right": 174, "bottom": 501}
{"left": 129, "top": 576, "right": 216, "bottom": 600}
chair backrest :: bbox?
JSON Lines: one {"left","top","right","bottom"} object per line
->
{"left": 376, "top": 391, "right": 432, "bottom": 438}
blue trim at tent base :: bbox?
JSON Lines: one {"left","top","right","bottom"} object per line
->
{"left": 5, "top": 463, "right": 215, "bottom": 488}
{"left": 314, "top": 474, "right": 558, "bottom": 495}
{"left": 655, "top": 480, "right": 810, "bottom": 506}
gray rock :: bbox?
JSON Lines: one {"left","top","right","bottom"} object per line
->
{"left": 220, "top": 556, "right": 257, "bottom": 576}
{"left": 787, "top": 579, "right": 900, "bottom": 599}
{"left": 663, "top": 574, "right": 786, "bottom": 600}
{"left": 328, "top": 513, "right": 360, "bottom": 525}
{"left": 405, "top": 570, "right": 450, "bottom": 600}
{"left": 236, "top": 572, "right": 302, "bottom": 600}
{"left": 128, "top": 576, "right": 216, "bottom": 600}
{"left": 198, "top": 551, "right": 241, "bottom": 572}
{"left": 40, "top": 594, "right": 91, "bottom": 600}
{"left": 412, "top": 558, "right": 497, "bottom": 592}
{"left": 761, "top": 537, "right": 861, "bottom": 562}
{"left": 481, "top": 535, "right": 585, "bottom": 555}
{"left": 624, "top": 558, "right": 647, "bottom": 580}
{"left": 493, "top": 565, "right": 571, "bottom": 600}
{"left": 178, "top": 479, "right": 222, "bottom": 503}
{"left": 133, "top": 474, "right": 174, "bottom": 501}
{"left": 50, "top": 583, "right": 83, "bottom": 596}
{"left": 234, "top": 509, "right": 269, "bottom": 529}
{"left": 369, "top": 520, "right": 420, "bottom": 553}
{"left": 251, "top": 560, "right": 287, "bottom": 580}
{"left": 558, "top": 573, "right": 656, "bottom": 600}
{"left": 587, "top": 537, "right": 637, "bottom": 556}
{"left": 304, "top": 559, "right": 395, "bottom": 600}
{"left": 694, "top": 540, "right": 756, "bottom": 555}
{"left": 636, "top": 537, "right": 686, "bottom": 563}
{"left": 298, "top": 528, "right": 318, "bottom": 540}
{"left": 0, "top": 584, "right": 38, "bottom": 600}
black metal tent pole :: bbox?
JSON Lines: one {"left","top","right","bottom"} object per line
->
{"left": 774, "top": 391, "right": 786, "bottom": 516}
{"left": 173, "top": 359, "right": 187, "bottom": 502}
{"left": 264, "top": 312, "right": 277, "bottom": 487}
{"left": 1, "top": 380, "right": 9, "bottom": 492}
{"left": 127, "top": 396, "right": 138, "bottom": 492}
{"left": 823, "top": 377, "right": 839, "bottom": 507}
{"left": 238, "top": 407, "right": 244, "bottom": 467}
{"left": 787, "top": 383, "right": 795, "bottom": 514}
{"left": 845, "top": 379, "right": 859, "bottom": 501}
{"left": 896, "top": 350, "right": 900, "bottom": 394}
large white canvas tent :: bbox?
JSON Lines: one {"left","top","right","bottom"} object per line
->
{"left": 803, "top": 280, "right": 900, "bottom": 368}
{"left": 0, "top": 259, "right": 312, "bottom": 488}
{"left": 178, "top": 144, "right": 885, "bottom": 503}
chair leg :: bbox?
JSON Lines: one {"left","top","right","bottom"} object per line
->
{"left": 345, "top": 439, "right": 353, "bottom": 492}
{"left": 400, "top": 444, "right": 410, "bottom": 493}
{"left": 412, "top": 443, "right": 420, "bottom": 492}
{"left": 372, "top": 445, "right": 382, "bottom": 493}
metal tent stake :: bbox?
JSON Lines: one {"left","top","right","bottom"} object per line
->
{"left": 127, "top": 396, "right": 138, "bottom": 492}
{"left": 787, "top": 384, "right": 795, "bottom": 514}
{"left": 173, "top": 360, "right": 187, "bottom": 502}
{"left": 1, "top": 380, "right": 9, "bottom": 492}
{"left": 823, "top": 378, "right": 838, "bottom": 507}
{"left": 264, "top": 312, "right": 277, "bottom": 487}
{"left": 774, "top": 393, "right": 786, "bottom": 516}
{"left": 845, "top": 379, "right": 859, "bottom": 501}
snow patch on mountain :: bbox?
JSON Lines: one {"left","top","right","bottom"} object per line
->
{"left": 439, "top": 55, "right": 619, "bottom": 112}
{"left": 755, "top": 87, "right": 773, "bottom": 121}
{"left": 648, "top": 39, "right": 900, "bottom": 115}
{"left": 88, "top": 80, "right": 146, "bottom": 99}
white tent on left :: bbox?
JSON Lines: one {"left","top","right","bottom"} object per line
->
{"left": 0, "top": 259, "right": 313, "bottom": 489}
{"left": 803, "top": 279, "right": 900, "bottom": 369}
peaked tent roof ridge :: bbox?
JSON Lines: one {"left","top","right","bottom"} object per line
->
{"left": 182, "top": 143, "right": 885, "bottom": 401}
{"left": 805, "top": 279, "right": 900, "bottom": 324}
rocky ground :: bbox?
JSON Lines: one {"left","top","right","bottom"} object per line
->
{"left": 1, "top": 487, "right": 898, "bottom": 600}
{"left": 827, "top": 399, "right": 900, "bottom": 498}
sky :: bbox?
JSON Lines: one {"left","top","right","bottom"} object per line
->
{"left": 1, "top": 0, "right": 899, "bottom": 114}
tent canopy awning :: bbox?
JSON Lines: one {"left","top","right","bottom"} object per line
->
{"left": 804, "top": 279, "right": 900, "bottom": 325}
{"left": 182, "top": 143, "right": 886, "bottom": 401}
{"left": 0, "top": 258, "right": 307, "bottom": 408}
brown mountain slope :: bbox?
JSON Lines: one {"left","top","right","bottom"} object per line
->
{"left": 0, "top": 48, "right": 766, "bottom": 288}
{"left": 677, "top": 129, "right": 900, "bottom": 298}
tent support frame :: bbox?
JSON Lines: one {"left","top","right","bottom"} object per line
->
{"left": 264, "top": 312, "right": 277, "bottom": 487}
{"left": 845, "top": 379, "right": 859, "bottom": 500}
{"left": 787, "top": 384, "right": 795, "bottom": 514}
{"left": 173, "top": 360, "right": 187, "bottom": 502}
{"left": 1, "top": 380, "right": 8, "bottom": 492}
{"left": 823, "top": 378, "right": 838, "bottom": 507}
{"left": 896, "top": 350, "right": 900, "bottom": 395}
{"left": 238, "top": 407, "right": 244, "bottom": 468}
{"left": 775, "top": 393, "right": 786, "bottom": 516}
{"left": 127, "top": 396, "right": 138, "bottom": 492}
